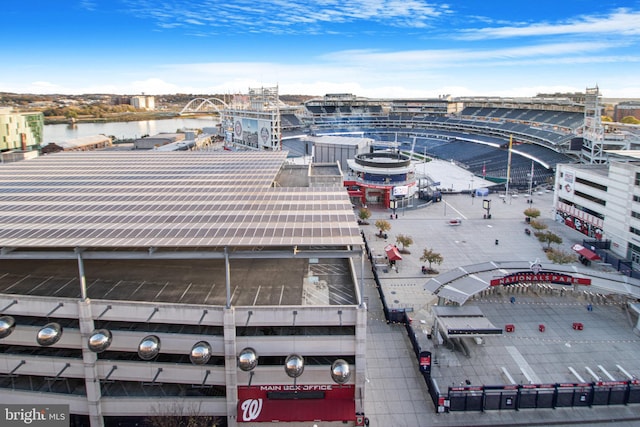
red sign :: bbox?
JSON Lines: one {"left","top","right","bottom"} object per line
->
{"left": 237, "top": 384, "right": 355, "bottom": 423}
{"left": 490, "top": 271, "right": 591, "bottom": 286}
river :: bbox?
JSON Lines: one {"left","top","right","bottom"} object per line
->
{"left": 43, "top": 117, "right": 219, "bottom": 142}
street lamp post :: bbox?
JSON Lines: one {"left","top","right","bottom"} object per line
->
{"left": 470, "top": 176, "right": 475, "bottom": 205}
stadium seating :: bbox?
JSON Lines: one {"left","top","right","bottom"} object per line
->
{"left": 298, "top": 101, "right": 580, "bottom": 188}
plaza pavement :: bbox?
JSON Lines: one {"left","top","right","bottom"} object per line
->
{"left": 359, "top": 185, "right": 640, "bottom": 426}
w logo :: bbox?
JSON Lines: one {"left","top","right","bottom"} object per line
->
{"left": 240, "top": 398, "right": 263, "bottom": 421}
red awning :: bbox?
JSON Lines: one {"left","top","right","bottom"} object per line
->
{"left": 384, "top": 244, "right": 403, "bottom": 261}
{"left": 572, "top": 244, "right": 601, "bottom": 261}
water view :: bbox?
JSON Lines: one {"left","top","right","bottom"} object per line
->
{"left": 43, "top": 117, "right": 219, "bottom": 143}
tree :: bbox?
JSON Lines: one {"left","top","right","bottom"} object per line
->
{"left": 523, "top": 207, "right": 541, "bottom": 221}
{"left": 374, "top": 219, "right": 391, "bottom": 237}
{"left": 395, "top": 234, "right": 414, "bottom": 253}
{"left": 358, "top": 208, "right": 371, "bottom": 225}
{"left": 146, "top": 402, "right": 224, "bottom": 427}
{"left": 420, "top": 248, "right": 443, "bottom": 273}
{"left": 537, "top": 230, "right": 563, "bottom": 250}
{"left": 545, "top": 248, "right": 577, "bottom": 264}
{"left": 621, "top": 116, "right": 640, "bottom": 125}
{"left": 529, "top": 219, "right": 548, "bottom": 233}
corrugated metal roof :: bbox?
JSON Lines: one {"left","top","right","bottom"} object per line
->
{"left": 0, "top": 151, "right": 363, "bottom": 249}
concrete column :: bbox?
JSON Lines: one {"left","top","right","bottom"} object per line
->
{"left": 355, "top": 305, "right": 367, "bottom": 415}
{"left": 77, "top": 299, "right": 104, "bottom": 427}
{"left": 223, "top": 307, "right": 238, "bottom": 427}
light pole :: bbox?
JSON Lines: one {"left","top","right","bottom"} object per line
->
{"left": 470, "top": 176, "right": 475, "bottom": 205}
{"left": 528, "top": 160, "right": 534, "bottom": 201}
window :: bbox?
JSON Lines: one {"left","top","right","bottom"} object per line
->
{"left": 635, "top": 172, "right": 640, "bottom": 186}
{"left": 574, "top": 190, "right": 606, "bottom": 206}
{"left": 576, "top": 177, "right": 607, "bottom": 192}
{"left": 630, "top": 242, "right": 640, "bottom": 265}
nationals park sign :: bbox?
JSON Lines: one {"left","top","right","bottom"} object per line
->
{"left": 490, "top": 271, "right": 591, "bottom": 287}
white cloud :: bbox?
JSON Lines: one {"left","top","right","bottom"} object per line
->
{"left": 184, "top": 18, "right": 205, "bottom": 26}
{"left": 459, "top": 8, "right": 640, "bottom": 40}
{"left": 79, "top": 1, "right": 97, "bottom": 11}
{"left": 321, "top": 41, "right": 625, "bottom": 71}
{"left": 124, "top": 0, "right": 452, "bottom": 34}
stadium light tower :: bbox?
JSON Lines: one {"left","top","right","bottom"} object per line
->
{"left": 581, "top": 86, "right": 605, "bottom": 164}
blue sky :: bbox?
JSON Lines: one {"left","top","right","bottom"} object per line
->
{"left": 2, "top": 0, "right": 640, "bottom": 98}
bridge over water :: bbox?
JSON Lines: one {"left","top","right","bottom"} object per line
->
{"left": 179, "top": 97, "right": 228, "bottom": 115}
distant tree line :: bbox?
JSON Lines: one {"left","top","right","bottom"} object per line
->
{"left": 42, "top": 104, "right": 140, "bottom": 118}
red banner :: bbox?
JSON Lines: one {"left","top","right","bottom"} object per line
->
{"left": 237, "top": 384, "right": 355, "bottom": 423}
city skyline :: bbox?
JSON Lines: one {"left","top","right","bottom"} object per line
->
{"left": 2, "top": 1, "right": 640, "bottom": 98}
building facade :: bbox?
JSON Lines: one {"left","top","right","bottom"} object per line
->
{"left": 0, "top": 107, "right": 44, "bottom": 153}
{"left": 345, "top": 150, "right": 417, "bottom": 208}
{"left": 554, "top": 152, "right": 640, "bottom": 270}
{"left": 130, "top": 95, "right": 155, "bottom": 110}
{"left": 614, "top": 101, "right": 640, "bottom": 122}
{"left": 0, "top": 151, "right": 366, "bottom": 427}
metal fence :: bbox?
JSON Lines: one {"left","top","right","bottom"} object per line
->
{"left": 364, "top": 231, "right": 640, "bottom": 414}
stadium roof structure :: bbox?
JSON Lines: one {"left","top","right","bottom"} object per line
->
{"left": 0, "top": 151, "right": 363, "bottom": 258}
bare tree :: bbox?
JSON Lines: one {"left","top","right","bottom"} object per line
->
{"left": 546, "top": 248, "right": 578, "bottom": 264}
{"left": 145, "top": 402, "right": 223, "bottom": 427}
